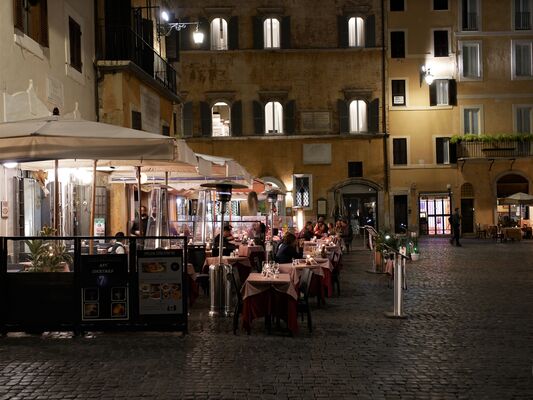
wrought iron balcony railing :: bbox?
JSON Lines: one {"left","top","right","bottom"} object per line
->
{"left": 97, "top": 24, "right": 176, "bottom": 93}
{"left": 457, "top": 140, "right": 533, "bottom": 159}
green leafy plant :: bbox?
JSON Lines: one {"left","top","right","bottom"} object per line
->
{"left": 450, "top": 134, "right": 533, "bottom": 144}
{"left": 24, "top": 226, "right": 72, "bottom": 272}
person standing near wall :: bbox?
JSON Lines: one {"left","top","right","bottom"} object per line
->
{"left": 449, "top": 208, "right": 462, "bottom": 247}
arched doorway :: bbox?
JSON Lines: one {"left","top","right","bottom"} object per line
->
{"left": 496, "top": 173, "right": 529, "bottom": 226}
{"left": 329, "top": 178, "right": 382, "bottom": 234}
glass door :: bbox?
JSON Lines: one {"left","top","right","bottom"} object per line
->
{"left": 419, "top": 194, "right": 451, "bottom": 235}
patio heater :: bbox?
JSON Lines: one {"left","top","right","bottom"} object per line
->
{"left": 264, "top": 188, "right": 285, "bottom": 263}
{"left": 200, "top": 181, "right": 247, "bottom": 317}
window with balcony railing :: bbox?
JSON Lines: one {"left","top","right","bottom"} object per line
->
{"left": 514, "top": 0, "right": 532, "bottom": 30}
{"left": 461, "top": 0, "right": 479, "bottom": 31}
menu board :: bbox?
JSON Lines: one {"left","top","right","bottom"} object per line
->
{"left": 137, "top": 250, "right": 183, "bottom": 315}
{"left": 80, "top": 255, "right": 129, "bottom": 321}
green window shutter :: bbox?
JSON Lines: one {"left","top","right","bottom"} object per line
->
{"left": 252, "top": 16, "right": 264, "bottom": 49}
{"left": 228, "top": 16, "right": 239, "bottom": 50}
{"left": 338, "top": 99, "right": 349, "bottom": 134}
{"left": 337, "top": 16, "right": 348, "bottom": 48}
{"left": 200, "top": 101, "right": 212, "bottom": 137}
{"left": 281, "top": 16, "right": 291, "bottom": 49}
{"left": 182, "top": 102, "right": 193, "bottom": 137}
{"left": 231, "top": 101, "right": 242, "bottom": 136}
{"left": 253, "top": 101, "right": 265, "bottom": 135}
{"left": 365, "top": 15, "right": 375, "bottom": 48}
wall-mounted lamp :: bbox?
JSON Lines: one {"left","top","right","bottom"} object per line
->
{"left": 420, "top": 66, "right": 434, "bottom": 86}
{"left": 159, "top": 10, "right": 204, "bottom": 44}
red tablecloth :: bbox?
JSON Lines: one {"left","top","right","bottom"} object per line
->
{"left": 242, "top": 289, "right": 298, "bottom": 335}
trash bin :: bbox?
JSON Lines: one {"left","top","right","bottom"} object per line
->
{"left": 209, "top": 263, "right": 232, "bottom": 317}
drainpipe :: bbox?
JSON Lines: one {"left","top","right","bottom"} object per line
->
{"left": 381, "top": 0, "right": 390, "bottom": 228}
{"left": 94, "top": 0, "right": 100, "bottom": 122}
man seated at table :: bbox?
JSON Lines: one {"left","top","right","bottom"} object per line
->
{"left": 212, "top": 225, "right": 237, "bottom": 257}
{"left": 298, "top": 221, "right": 314, "bottom": 241}
{"left": 275, "top": 232, "right": 303, "bottom": 263}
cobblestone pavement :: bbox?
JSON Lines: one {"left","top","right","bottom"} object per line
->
{"left": 1, "top": 238, "right": 532, "bottom": 399}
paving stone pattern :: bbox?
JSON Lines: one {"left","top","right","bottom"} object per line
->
{"left": 1, "top": 238, "right": 532, "bottom": 399}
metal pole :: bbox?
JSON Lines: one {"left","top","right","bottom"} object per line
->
{"left": 54, "top": 160, "right": 59, "bottom": 233}
{"left": 136, "top": 166, "right": 143, "bottom": 236}
{"left": 385, "top": 253, "right": 407, "bottom": 319}
{"left": 88, "top": 160, "right": 97, "bottom": 255}
{"left": 218, "top": 201, "right": 226, "bottom": 266}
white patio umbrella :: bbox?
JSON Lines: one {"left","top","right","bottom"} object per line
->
{"left": 0, "top": 116, "right": 185, "bottom": 236}
{"left": 501, "top": 192, "right": 533, "bottom": 205}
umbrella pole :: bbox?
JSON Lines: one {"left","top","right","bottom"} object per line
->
{"left": 54, "top": 160, "right": 59, "bottom": 234}
{"left": 89, "top": 160, "right": 98, "bottom": 255}
{"left": 136, "top": 166, "right": 143, "bottom": 236}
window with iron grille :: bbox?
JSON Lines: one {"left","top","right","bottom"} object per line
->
{"left": 461, "top": 0, "right": 479, "bottom": 31}
{"left": 293, "top": 175, "right": 312, "bottom": 209}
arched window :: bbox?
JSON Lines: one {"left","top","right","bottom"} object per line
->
{"left": 265, "top": 101, "right": 283, "bottom": 134}
{"left": 348, "top": 17, "right": 365, "bottom": 47}
{"left": 349, "top": 100, "right": 367, "bottom": 133}
{"left": 264, "top": 18, "right": 280, "bottom": 48}
{"left": 211, "top": 102, "right": 231, "bottom": 137}
{"left": 210, "top": 18, "right": 228, "bottom": 50}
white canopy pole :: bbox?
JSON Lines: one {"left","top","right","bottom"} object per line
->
{"left": 54, "top": 160, "right": 59, "bottom": 233}
{"left": 89, "top": 160, "right": 98, "bottom": 254}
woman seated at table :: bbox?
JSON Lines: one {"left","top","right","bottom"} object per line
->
{"left": 212, "top": 225, "right": 237, "bottom": 257}
{"left": 314, "top": 221, "right": 328, "bottom": 238}
{"left": 274, "top": 232, "right": 303, "bottom": 263}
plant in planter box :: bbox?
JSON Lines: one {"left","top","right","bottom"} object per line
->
{"left": 24, "top": 226, "right": 72, "bottom": 272}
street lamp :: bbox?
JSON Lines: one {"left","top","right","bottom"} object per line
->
{"left": 420, "top": 65, "right": 434, "bottom": 86}
{"left": 200, "top": 181, "right": 247, "bottom": 317}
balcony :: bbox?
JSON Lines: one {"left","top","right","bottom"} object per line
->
{"left": 457, "top": 140, "right": 533, "bottom": 159}
{"left": 97, "top": 24, "right": 176, "bottom": 94}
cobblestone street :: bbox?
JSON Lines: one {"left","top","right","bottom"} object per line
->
{"left": 1, "top": 238, "right": 532, "bottom": 399}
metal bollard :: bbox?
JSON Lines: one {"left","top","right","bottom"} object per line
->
{"left": 209, "top": 263, "right": 228, "bottom": 317}
{"left": 385, "top": 253, "right": 407, "bottom": 319}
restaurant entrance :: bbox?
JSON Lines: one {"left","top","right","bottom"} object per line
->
{"left": 419, "top": 193, "right": 451, "bottom": 235}
{"left": 343, "top": 193, "right": 377, "bottom": 235}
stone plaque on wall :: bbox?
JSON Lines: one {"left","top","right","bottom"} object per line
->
{"left": 303, "top": 143, "right": 332, "bottom": 165}
{"left": 140, "top": 85, "right": 160, "bottom": 134}
{"left": 301, "top": 111, "right": 331, "bottom": 133}
{"left": 47, "top": 76, "right": 64, "bottom": 107}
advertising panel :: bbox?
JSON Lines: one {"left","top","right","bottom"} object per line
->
{"left": 137, "top": 250, "right": 184, "bottom": 315}
{"left": 80, "top": 255, "right": 129, "bottom": 321}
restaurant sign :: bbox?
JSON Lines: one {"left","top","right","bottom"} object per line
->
{"left": 137, "top": 249, "right": 184, "bottom": 315}
{"left": 80, "top": 255, "right": 129, "bottom": 321}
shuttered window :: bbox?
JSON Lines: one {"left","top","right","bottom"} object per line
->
{"left": 69, "top": 17, "right": 82, "bottom": 72}
{"left": 390, "top": 31, "right": 405, "bottom": 58}
{"left": 13, "top": 0, "right": 49, "bottom": 47}
{"left": 433, "top": 30, "right": 449, "bottom": 57}
{"left": 392, "top": 138, "right": 408, "bottom": 165}
{"left": 436, "top": 138, "right": 457, "bottom": 164}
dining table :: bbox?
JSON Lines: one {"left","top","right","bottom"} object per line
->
{"left": 203, "top": 255, "right": 253, "bottom": 282}
{"left": 238, "top": 244, "right": 264, "bottom": 257}
{"left": 278, "top": 257, "right": 334, "bottom": 298}
{"left": 241, "top": 272, "right": 298, "bottom": 335}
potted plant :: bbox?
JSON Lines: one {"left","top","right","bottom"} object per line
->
{"left": 24, "top": 226, "right": 72, "bottom": 272}
{"left": 409, "top": 232, "right": 420, "bottom": 261}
